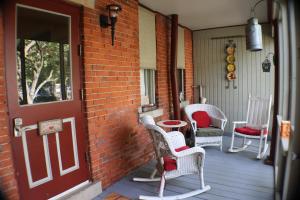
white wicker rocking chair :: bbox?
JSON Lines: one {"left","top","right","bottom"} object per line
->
{"left": 228, "top": 94, "right": 272, "bottom": 159}
{"left": 139, "top": 115, "right": 188, "bottom": 151}
{"left": 134, "top": 115, "right": 211, "bottom": 200}
{"left": 184, "top": 104, "right": 227, "bottom": 150}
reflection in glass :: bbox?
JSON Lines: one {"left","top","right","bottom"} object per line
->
{"left": 16, "top": 6, "right": 72, "bottom": 105}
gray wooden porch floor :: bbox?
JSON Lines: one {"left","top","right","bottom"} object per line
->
{"left": 95, "top": 136, "right": 274, "bottom": 200}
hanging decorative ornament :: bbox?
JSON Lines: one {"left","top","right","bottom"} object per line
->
{"left": 226, "top": 63, "right": 236, "bottom": 72}
{"left": 226, "top": 55, "right": 235, "bottom": 64}
{"left": 261, "top": 52, "right": 274, "bottom": 72}
{"left": 245, "top": 0, "right": 265, "bottom": 51}
{"left": 225, "top": 40, "right": 237, "bottom": 89}
{"left": 262, "top": 58, "right": 271, "bottom": 72}
{"left": 226, "top": 46, "right": 235, "bottom": 55}
{"left": 246, "top": 17, "right": 263, "bottom": 51}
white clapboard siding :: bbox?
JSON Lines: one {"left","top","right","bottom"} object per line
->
{"left": 193, "top": 25, "right": 275, "bottom": 132}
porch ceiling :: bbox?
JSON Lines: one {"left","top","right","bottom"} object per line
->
{"left": 139, "top": 0, "right": 268, "bottom": 30}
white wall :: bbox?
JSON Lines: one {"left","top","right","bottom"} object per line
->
{"left": 193, "top": 25, "right": 274, "bottom": 132}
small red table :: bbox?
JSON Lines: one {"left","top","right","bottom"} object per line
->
{"left": 157, "top": 120, "right": 187, "bottom": 130}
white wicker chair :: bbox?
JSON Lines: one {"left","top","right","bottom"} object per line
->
{"left": 137, "top": 115, "right": 187, "bottom": 180}
{"left": 184, "top": 104, "right": 227, "bottom": 150}
{"left": 139, "top": 115, "right": 186, "bottom": 150}
{"left": 134, "top": 115, "right": 211, "bottom": 200}
{"left": 228, "top": 94, "right": 272, "bottom": 159}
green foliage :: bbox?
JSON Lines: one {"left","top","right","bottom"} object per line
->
{"left": 25, "top": 40, "right": 61, "bottom": 86}
{"left": 16, "top": 39, "right": 72, "bottom": 104}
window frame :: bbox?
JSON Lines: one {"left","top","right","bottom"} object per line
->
{"left": 177, "top": 68, "right": 185, "bottom": 102}
{"left": 140, "top": 69, "right": 156, "bottom": 107}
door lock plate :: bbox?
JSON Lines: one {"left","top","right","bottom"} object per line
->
{"left": 14, "top": 118, "right": 23, "bottom": 137}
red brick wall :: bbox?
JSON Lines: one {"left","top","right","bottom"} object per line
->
{"left": 82, "top": 1, "right": 194, "bottom": 189}
{"left": 155, "top": 13, "right": 171, "bottom": 119}
{"left": 82, "top": 0, "right": 154, "bottom": 188}
{"left": 184, "top": 29, "right": 194, "bottom": 104}
{"left": 0, "top": 9, "right": 20, "bottom": 200}
{"left": 82, "top": 0, "right": 194, "bottom": 189}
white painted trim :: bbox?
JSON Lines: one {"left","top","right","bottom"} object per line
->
{"left": 21, "top": 125, "right": 53, "bottom": 188}
{"left": 48, "top": 180, "right": 90, "bottom": 200}
{"left": 56, "top": 117, "right": 79, "bottom": 176}
{"left": 140, "top": 69, "right": 156, "bottom": 105}
{"left": 139, "top": 108, "right": 163, "bottom": 118}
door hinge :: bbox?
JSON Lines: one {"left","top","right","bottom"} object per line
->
{"left": 80, "top": 89, "right": 84, "bottom": 101}
{"left": 78, "top": 44, "right": 82, "bottom": 56}
{"left": 85, "top": 151, "right": 91, "bottom": 163}
{"left": 85, "top": 151, "right": 93, "bottom": 177}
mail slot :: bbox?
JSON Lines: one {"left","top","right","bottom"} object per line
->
{"left": 38, "top": 119, "right": 63, "bottom": 135}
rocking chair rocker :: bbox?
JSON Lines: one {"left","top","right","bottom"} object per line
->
{"left": 134, "top": 115, "right": 211, "bottom": 200}
{"left": 228, "top": 94, "right": 272, "bottom": 159}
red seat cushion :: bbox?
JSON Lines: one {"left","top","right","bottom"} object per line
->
{"left": 235, "top": 126, "right": 268, "bottom": 136}
{"left": 192, "top": 111, "right": 211, "bottom": 128}
{"left": 163, "top": 157, "right": 177, "bottom": 171}
{"left": 163, "top": 120, "right": 181, "bottom": 125}
{"left": 163, "top": 146, "right": 190, "bottom": 171}
{"left": 175, "top": 146, "right": 190, "bottom": 152}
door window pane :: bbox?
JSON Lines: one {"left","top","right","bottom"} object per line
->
{"left": 140, "top": 69, "right": 156, "bottom": 106}
{"left": 16, "top": 6, "right": 72, "bottom": 105}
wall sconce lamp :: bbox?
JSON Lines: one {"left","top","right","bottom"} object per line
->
{"left": 100, "top": 4, "right": 122, "bottom": 46}
{"left": 245, "top": 0, "right": 264, "bottom": 51}
{"left": 262, "top": 52, "right": 274, "bottom": 72}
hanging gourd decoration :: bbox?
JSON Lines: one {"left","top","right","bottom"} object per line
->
{"left": 225, "top": 40, "right": 237, "bottom": 89}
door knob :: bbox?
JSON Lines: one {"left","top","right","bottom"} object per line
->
{"left": 14, "top": 118, "right": 23, "bottom": 137}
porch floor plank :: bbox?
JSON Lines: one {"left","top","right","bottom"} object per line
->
{"left": 95, "top": 136, "right": 274, "bottom": 200}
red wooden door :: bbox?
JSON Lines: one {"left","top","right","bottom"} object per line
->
{"left": 4, "top": 0, "right": 90, "bottom": 199}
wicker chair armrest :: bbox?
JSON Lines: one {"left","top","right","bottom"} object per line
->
{"left": 231, "top": 121, "right": 247, "bottom": 130}
{"left": 232, "top": 121, "right": 247, "bottom": 124}
{"left": 174, "top": 146, "right": 205, "bottom": 158}
{"left": 210, "top": 116, "right": 227, "bottom": 129}
{"left": 232, "top": 121, "right": 247, "bottom": 129}
{"left": 188, "top": 120, "right": 197, "bottom": 132}
{"left": 167, "top": 131, "right": 186, "bottom": 149}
